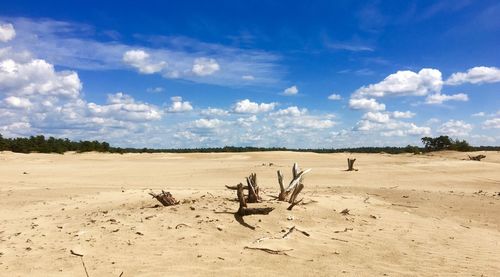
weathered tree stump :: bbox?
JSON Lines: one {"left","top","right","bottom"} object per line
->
{"left": 237, "top": 183, "right": 274, "bottom": 216}
{"left": 468, "top": 155, "right": 486, "bottom": 161}
{"left": 149, "top": 190, "right": 179, "bottom": 206}
{"left": 246, "top": 173, "right": 261, "bottom": 203}
{"left": 347, "top": 158, "right": 358, "bottom": 171}
{"left": 277, "top": 163, "right": 311, "bottom": 210}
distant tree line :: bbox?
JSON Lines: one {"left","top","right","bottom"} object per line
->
{"left": 0, "top": 134, "right": 110, "bottom": 154}
{"left": 0, "top": 133, "right": 498, "bottom": 154}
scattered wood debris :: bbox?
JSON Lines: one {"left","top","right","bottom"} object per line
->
{"left": 340, "top": 208, "right": 350, "bottom": 215}
{"left": 334, "top": 227, "right": 353, "bottom": 233}
{"left": 148, "top": 190, "right": 179, "bottom": 206}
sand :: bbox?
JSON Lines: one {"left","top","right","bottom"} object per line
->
{"left": 0, "top": 150, "right": 499, "bottom": 276}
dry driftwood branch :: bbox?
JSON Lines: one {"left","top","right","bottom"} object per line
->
{"left": 287, "top": 198, "right": 303, "bottom": 211}
{"left": 225, "top": 185, "right": 248, "bottom": 190}
{"left": 237, "top": 183, "right": 274, "bottom": 216}
{"left": 346, "top": 158, "right": 358, "bottom": 171}
{"left": 468, "top": 154, "right": 486, "bottom": 161}
{"left": 149, "top": 190, "right": 179, "bottom": 206}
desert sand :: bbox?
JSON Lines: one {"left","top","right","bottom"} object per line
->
{"left": 0, "top": 151, "right": 499, "bottom": 276}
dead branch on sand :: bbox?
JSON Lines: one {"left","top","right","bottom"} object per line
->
{"left": 225, "top": 184, "right": 248, "bottom": 190}
{"left": 468, "top": 154, "right": 486, "bottom": 161}
{"left": 148, "top": 190, "right": 179, "bottom": 206}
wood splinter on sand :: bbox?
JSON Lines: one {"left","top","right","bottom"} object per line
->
{"left": 148, "top": 190, "right": 179, "bottom": 206}
{"left": 346, "top": 158, "right": 358, "bottom": 171}
{"left": 277, "top": 163, "right": 311, "bottom": 210}
{"left": 468, "top": 154, "right": 486, "bottom": 161}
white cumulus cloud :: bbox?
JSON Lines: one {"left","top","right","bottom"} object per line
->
{"left": 392, "top": 111, "right": 415, "bottom": 119}
{"left": 233, "top": 99, "right": 276, "bottom": 114}
{"left": 167, "top": 96, "right": 193, "bottom": 113}
{"left": 362, "top": 112, "right": 390, "bottom": 123}
{"left": 192, "top": 58, "right": 220, "bottom": 76}
{"left": 349, "top": 98, "right": 386, "bottom": 111}
{"left": 123, "top": 50, "right": 167, "bottom": 74}
{"left": 425, "top": 93, "right": 468, "bottom": 104}
{"left": 283, "top": 85, "right": 298, "bottom": 96}
{"left": 0, "top": 58, "right": 82, "bottom": 98}
{"left": 354, "top": 68, "right": 443, "bottom": 98}
{"left": 328, "top": 93, "right": 342, "bottom": 100}
{"left": 270, "top": 106, "right": 307, "bottom": 117}
{"left": 446, "top": 66, "right": 500, "bottom": 85}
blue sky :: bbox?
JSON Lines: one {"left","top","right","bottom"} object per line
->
{"left": 0, "top": 0, "right": 499, "bottom": 148}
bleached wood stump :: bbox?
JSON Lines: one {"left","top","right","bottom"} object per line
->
{"left": 276, "top": 163, "right": 311, "bottom": 210}
{"left": 347, "top": 158, "right": 357, "bottom": 171}
{"left": 236, "top": 183, "right": 274, "bottom": 216}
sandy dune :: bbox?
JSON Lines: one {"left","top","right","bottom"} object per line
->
{"left": 1, "top": 151, "right": 499, "bottom": 276}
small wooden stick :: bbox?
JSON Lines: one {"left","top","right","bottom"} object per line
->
{"left": 391, "top": 203, "right": 418, "bottom": 208}
{"left": 70, "top": 250, "right": 89, "bottom": 277}
{"left": 282, "top": 226, "right": 296, "bottom": 238}
{"left": 331, "top": 237, "right": 349, "bottom": 243}
{"left": 244, "top": 246, "right": 293, "bottom": 255}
